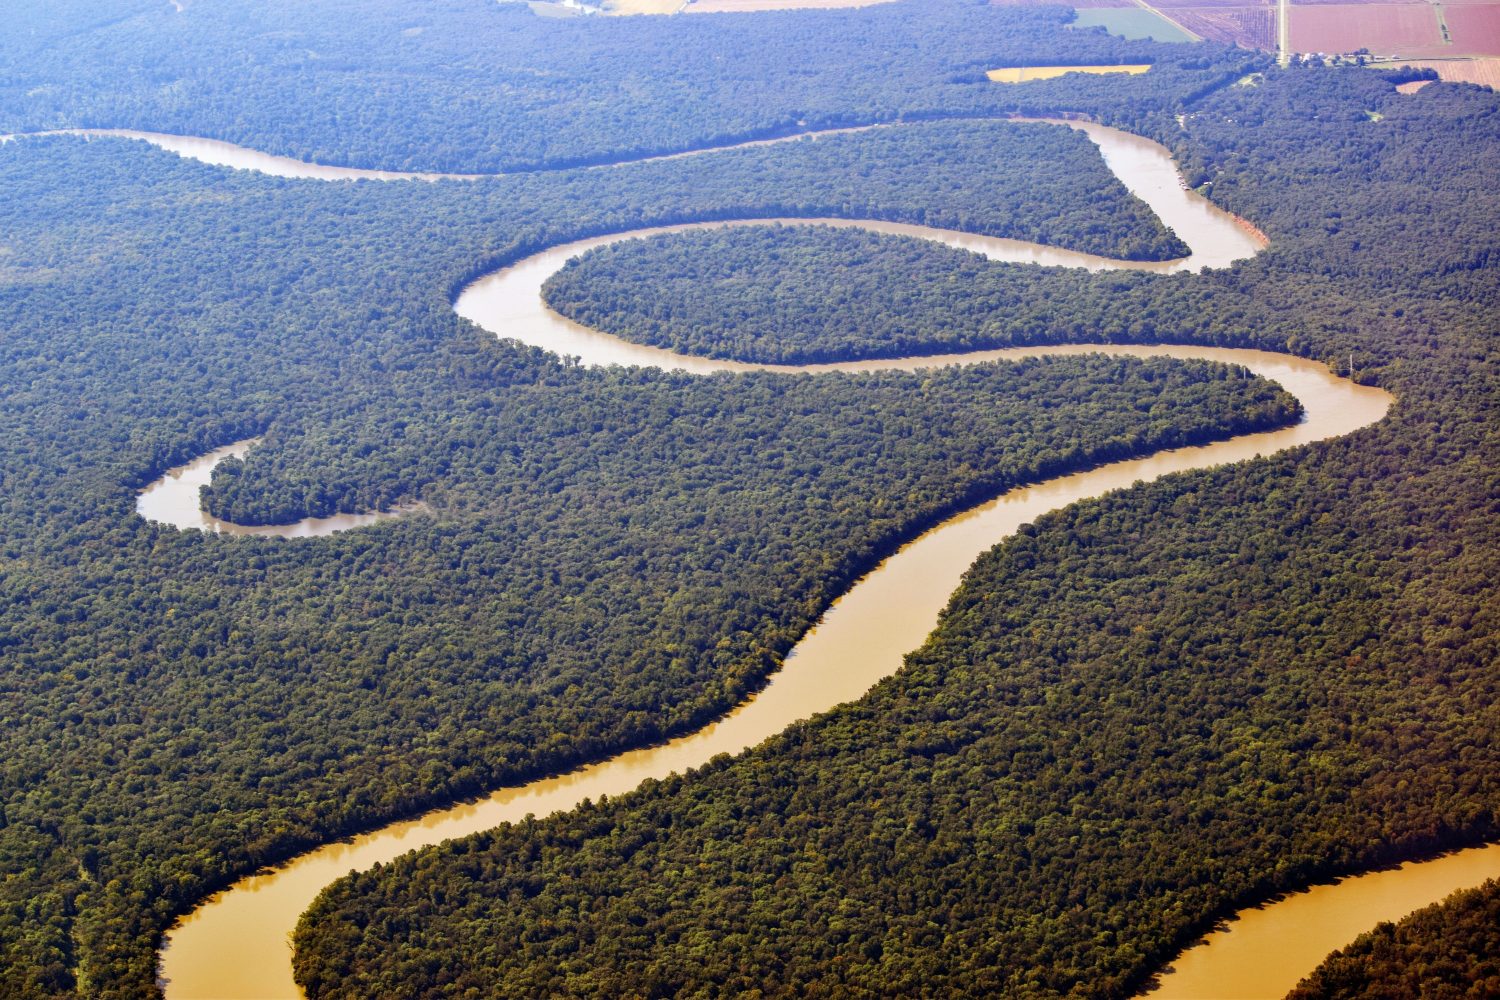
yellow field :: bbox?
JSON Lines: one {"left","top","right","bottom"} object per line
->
{"left": 604, "top": 0, "right": 684, "bottom": 14}
{"left": 986, "top": 65, "right": 1152, "bottom": 84}
{"left": 685, "top": 0, "right": 894, "bottom": 11}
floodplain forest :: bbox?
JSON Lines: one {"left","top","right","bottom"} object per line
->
{"left": 0, "top": 1, "right": 1494, "bottom": 998}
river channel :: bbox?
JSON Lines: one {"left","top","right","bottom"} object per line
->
{"left": 136, "top": 439, "right": 413, "bottom": 536}
{"left": 122, "top": 119, "right": 1490, "bottom": 1000}
{"left": 1, "top": 122, "right": 883, "bottom": 182}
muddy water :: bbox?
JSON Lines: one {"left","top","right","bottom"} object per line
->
{"left": 1147, "top": 843, "right": 1500, "bottom": 999}
{"left": 456, "top": 218, "right": 1179, "bottom": 376}
{"left": 2, "top": 124, "right": 881, "bottom": 181}
{"left": 3, "top": 118, "right": 1271, "bottom": 274}
{"left": 136, "top": 440, "right": 411, "bottom": 536}
{"left": 151, "top": 123, "right": 1410, "bottom": 1000}
{"left": 2, "top": 129, "right": 484, "bottom": 181}
{"left": 160, "top": 292, "right": 1392, "bottom": 997}
{"left": 452, "top": 209, "right": 1224, "bottom": 375}
{"left": 454, "top": 123, "right": 1263, "bottom": 363}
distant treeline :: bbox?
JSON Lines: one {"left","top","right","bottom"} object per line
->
{"left": 0, "top": 0, "right": 1261, "bottom": 173}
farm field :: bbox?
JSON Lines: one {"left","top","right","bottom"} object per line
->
{"left": 1056, "top": 0, "right": 1499, "bottom": 56}
{"left": 1377, "top": 55, "right": 1500, "bottom": 85}
{"left": 1065, "top": 0, "right": 1276, "bottom": 51}
{"left": 606, "top": 0, "right": 683, "bottom": 13}
{"left": 686, "top": 0, "right": 893, "bottom": 10}
{"left": 1291, "top": 4, "right": 1447, "bottom": 56}
{"left": 986, "top": 63, "right": 1152, "bottom": 82}
{"left": 1148, "top": 0, "right": 1269, "bottom": 8}
{"left": 1071, "top": 8, "right": 1200, "bottom": 41}
{"left": 1444, "top": 5, "right": 1500, "bottom": 54}
{"left": 1167, "top": 7, "right": 1276, "bottom": 48}
{"left": 986, "top": 0, "right": 1134, "bottom": 7}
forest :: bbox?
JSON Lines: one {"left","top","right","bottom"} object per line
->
{"left": 0, "top": 1, "right": 1494, "bottom": 998}
{"left": 0, "top": 7, "right": 1305, "bottom": 995}
{"left": 295, "top": 56, "right": 1500, "bottom": 1000}
{"left": 0, "top": 0, "right": 1258, "bottom": 173}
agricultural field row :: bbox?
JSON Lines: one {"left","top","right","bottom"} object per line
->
{"left": 1024, "top": 0, "right": 1500, "bottom": 60}
{"left": 1293, "top": 4, "right": 1500, "bottom": 58}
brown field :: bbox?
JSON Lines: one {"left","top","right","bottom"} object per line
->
{"left": 685, "top": 0, "right": 891, "bottom": 9}
{"left": 605, "top": 0, "right": 683, "bottom": 13}
{"left": 1376, "top": 55, "right": 1500, "bottom": 86}
{"left": 1292, "top": 5, "right": 1446, "bottom": 55}
{"left": 1444, "top": 6, "right": 1500, "bottom": 54}
{"left": 1169, "top": 7, "right": 1276, "bottom": 48}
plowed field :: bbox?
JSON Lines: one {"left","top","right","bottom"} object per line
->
{"left": 1445, "top": 6, "right": 1500, "bottom": 54}
{"left": 1150, "top": 0, "right": 1268, "bottom": 7}
{"left": 686, "top": 0, "right": 892, "bottom": 10}
{"left": 1292, "top": 5, "right": 1446, "bottom": 55}
{"left": 986, "top": 0, "right": 1135, "bottom": 6}
{"left": 1378, "top": 56, "right": 1500, "bottom": 86}
{"left": 1171, "top": 7, "right": 1276, "bottom": 48}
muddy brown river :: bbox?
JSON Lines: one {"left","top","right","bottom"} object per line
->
{"left": 113, "top": 120, "right": 1481, "bottom": 1000}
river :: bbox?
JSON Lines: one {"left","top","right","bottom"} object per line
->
{"left": 1147, "top": 842, "right": 1500, "bottom": 998}
{"left": 1, "top": 123, "right": 890, "bottom": 182}
{"left": 120, "top": 118, "right": 1483, "bottom": 1000}
{"left": 136, "top": 439, "right": 413, "bottom": 536}
{"left": 3, "top": 116, "right": 1267, "bottom": 275}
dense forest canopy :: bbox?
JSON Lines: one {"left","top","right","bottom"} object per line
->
{"left": 296, "top": 59, "right": 1500, "bottom": 1000}
{"left": 0, "top": 6, "right": 1310, "bottom": 996}
{"left": 0, "top": 138, "right": 1292, "bottom": 996}
{"left": 0, "top": 0, "right": 1260, "bottom": 172}
{"left": 0, "top": 1, "right": 1494, "bottom": 998}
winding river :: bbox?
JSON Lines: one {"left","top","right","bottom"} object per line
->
{"left": 0, "top": 123, "right": 887, "bottom": 182}
{"left": 105, "top": 119, "right": 1489, "bottom": 999}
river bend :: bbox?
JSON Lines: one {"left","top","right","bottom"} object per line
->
{"left": 1, "top": 116, "right": 1267, "bottom": 277}
{"left": 122, "top": 119, "right": 1481, "bottom": 1000}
